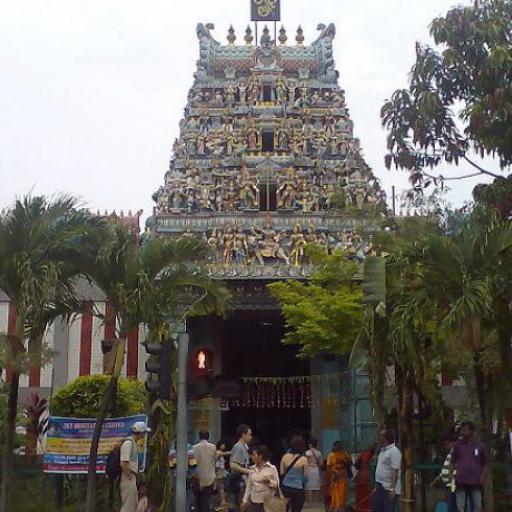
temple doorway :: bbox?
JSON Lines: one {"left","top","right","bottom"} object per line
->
{"left": 220, "top": 310, "right": 310, "bottom": 463}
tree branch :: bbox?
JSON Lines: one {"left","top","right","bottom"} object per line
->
{"left": 462, "top": 155, "right": 501, "bottom": 179}
{"left": 423, "top": 171, "right": 484, "bottom": 181}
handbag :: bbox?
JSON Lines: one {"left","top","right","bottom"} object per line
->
{"left": 263, "top": 488, "right": 288, "bottom": 512}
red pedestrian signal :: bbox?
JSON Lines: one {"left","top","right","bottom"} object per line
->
{"left": 190, "top": 348, "right": 213, "bottom": 375}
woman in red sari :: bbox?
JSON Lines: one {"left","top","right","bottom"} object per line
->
{"left": 354, "top": 446, "right": 376, "bottom": 512}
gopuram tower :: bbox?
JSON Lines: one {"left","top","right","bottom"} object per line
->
{"left": 148, "top": 6, "right": 384, "bottom": 448}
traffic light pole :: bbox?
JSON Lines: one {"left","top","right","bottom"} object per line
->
{"left": 175, "top": 332, "right": 189, "bottom": 512}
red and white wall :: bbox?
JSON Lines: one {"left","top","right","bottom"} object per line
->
{"left": 0, "top": 292, "right": 148, "bottom": 396}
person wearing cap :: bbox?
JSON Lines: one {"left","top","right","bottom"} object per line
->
{"left": 120, "top": 421, "right": 150, "bottom": 512}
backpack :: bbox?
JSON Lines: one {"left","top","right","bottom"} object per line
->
{"left": 106, "top": 438, "right": 133, "bottom": 480}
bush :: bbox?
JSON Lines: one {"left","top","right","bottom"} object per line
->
{"left": 51, "top": 375, "right": 147, "bottom": 418}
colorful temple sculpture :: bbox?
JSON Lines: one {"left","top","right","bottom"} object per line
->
{"left": 147, "top": 22, "right": 384, "bottom": 451}
{"left": 148, "top": 22, "right": 386, "bottom": 278}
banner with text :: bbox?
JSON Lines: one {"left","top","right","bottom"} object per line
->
{"left": 43, "top": 414, "right": 148, "bottom": 474}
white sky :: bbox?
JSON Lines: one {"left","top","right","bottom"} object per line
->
{"left": 0, "top": 0, "right": 504, "bottom": 223}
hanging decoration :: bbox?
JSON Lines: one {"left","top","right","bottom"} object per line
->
{"left": 228, "top": 375, "right": 311, "bottom": 409}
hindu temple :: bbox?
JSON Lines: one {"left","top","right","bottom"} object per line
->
{"left": 146, "top": 13, "right": 386, "bottom": 453}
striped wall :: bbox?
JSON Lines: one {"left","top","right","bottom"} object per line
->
{"left": 0, "top": 298, "right": 148, "bottom": 393}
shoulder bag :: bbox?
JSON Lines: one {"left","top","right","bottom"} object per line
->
{"left": 265, "top": 459, "right": 301, "bottom": 512}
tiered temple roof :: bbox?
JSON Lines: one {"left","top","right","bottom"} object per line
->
{"left": 148, "top": 23, "right": 386, "bottom": 278}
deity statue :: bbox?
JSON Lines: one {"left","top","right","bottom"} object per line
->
{"left": 184, "top": 188, "right": 197, "bottom": 212}
{"left": 314, "top": 132, "right": 329, "bottom": 158}
{"left": 222, "top": 225, "right": 236, "bottom": 264}
{"left": 186, "top": 137, "right": 197, "bottom": 155}
{"left": 190, "top": 89, "right": 204, "bottom": 106}
{"left": 213, "top": 89, "right": 225, "bottom": 106}
{"left": 354, "top": 184, "right": 367, "bottom": 209}
{"left": 290, "top": 135, "right": 303, "bottom": 157}
{"left": 239, "top": 173, "right": 259, "bottom": 209}
{"left": 196, "top": 133, "right": 206, "bottom": 155}
{"left": 289, "top": 225, "right": 307, "bottom": 266}
{"left": 247, "top": 125, "right": 259, "bottom": 150}
{"left": 275, "top": 76, "right": 288, "bottom": 103}
{"left": 316, "top": 232, "right": 329, "bottom": 254}
{"left": 214, "top": 184, "right": 226, "bottom": 212}
{"left": 257, "top": 224, "right": 290, "bottom": 265}
{"left": 233, "top": 227, "right": 248, "bottom": 264}
{"left": 225, "top": 129, "right": 236, "bottom": 156}
{"left": 277, "top": 178, "right": 298, "bottom": 209}
{"left": 187, "top": 117, "right": 199, "bottom": 132}
{"left": 225, "top": 180, "right": 238, "bottom": 212}
{"left": 156, "top": 189, "right": 169, "bottom": 213}
{"left": 225, "top": 84, "right": 237, "bottom": 105}
{"left": 170, "top": 188, "right": 184, "bottom": 209}
{"left": 247, "top": 226, "right": 264, "bottom": 265}
{"left": 296, "top": 187, "right": 309, "bottom": 212}
{"left": 173, "top": 138, "right": 186, "bottom": 158}
{"left": 207, "top": 228, "right": 222, "bottom": 263}
{"left": 275, "top": 127, "right": 288, "bottom": 150}
{"left": 247, "top": 76, "right": 261, "bottom": 104}
{"left": 310, "top": 89, "right": 322, "bottom": 106}
{"left": 238, "top": 79, "right": 248, "bottom": 104}
{"left": 294, "top": 89, "right": 305, "bottom": 109}
{"left": 198, "top": 184, "right": 214, "bottom": 210}
{"left": 305, "top": 226, "right": 317, "bottom": 244}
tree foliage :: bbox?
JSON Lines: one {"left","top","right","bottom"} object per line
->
{"left": 268, "top": 251, "right": 362, "bottom": 356}
{"left": 51, "top": 375, "right": 146, "bottom": 418}
{"left": 381, "top": 0, "right": 512, "bottom": 187}
{"left": 0, "top": 195, "right": 94, "bottom": 512}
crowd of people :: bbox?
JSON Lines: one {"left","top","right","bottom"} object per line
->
{"left": 190, "top": 425, "right": 393, "bottom": 512}
{"left": 189, "top": 421, "right": 489, "bottom": 512}
{"left": 115, "top": 419, "right": 490, "bottom": 512}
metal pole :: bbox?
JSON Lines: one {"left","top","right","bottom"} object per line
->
{"left": 255, "top": 22, "right": 258, "bottom": 45}
{"left": 392, "top": 185, "right": 396, "bottom": 217}
{"left": 175, "top": 332, "right": 189, "bottom": 512}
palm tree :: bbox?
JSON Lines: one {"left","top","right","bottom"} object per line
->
{"left": 421, "top": 207, "right": 512, "bottom": 428}
{"left": 0, "top": 195, "right": 87, "bottom": 512}
{"left": 77, "top": 222, "right": 227, "bottom": 512}
{"left": 351, "top": 219, "right": 444, "bottom": 512}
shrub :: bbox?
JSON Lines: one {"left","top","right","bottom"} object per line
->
{"left": 51, "top": 375, "right": 147, "bottom": 418}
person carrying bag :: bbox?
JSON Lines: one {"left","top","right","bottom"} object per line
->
{"left": 280, "top": 436, "right": 308, "bottom": 512}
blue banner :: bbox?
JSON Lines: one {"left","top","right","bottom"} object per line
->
{"left": 43, "top": 414, "right": 148, "bottom": 474}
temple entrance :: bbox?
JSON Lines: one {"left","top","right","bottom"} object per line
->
{"left": 220, "top": 310, "right": 310, "bottom": 463}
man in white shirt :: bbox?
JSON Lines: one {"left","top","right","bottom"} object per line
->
{"left": 193, "top": 430, "right": 217, "bottom": 512}
{"left": 374, "top": 428, "right": 402, "bottom": 512}
{"left": 120, "top": 421, "right": 150, "bottom": 512}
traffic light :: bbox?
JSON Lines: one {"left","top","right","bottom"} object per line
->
{"left": 187, "top": 347, "right": 214, "bottom": 400}
{"left": 190, "top": 348, "right": 213, "bottom": 375}
{"left": 144, "top": 338, "right": 172, "bottom": 400}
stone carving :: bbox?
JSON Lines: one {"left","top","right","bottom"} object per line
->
{"left": 200, "top": 224, "right": 376, "bottom": 268}
{"left": 153, "top": 21, "right": 388, "bottom": 271}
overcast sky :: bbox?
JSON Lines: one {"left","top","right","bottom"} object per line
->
{"left": 0, "top": 0, "right": 502, "bottom": 223}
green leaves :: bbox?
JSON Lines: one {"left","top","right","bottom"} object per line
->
{"left": 51, "top": 375, "right": 147, "bottom": 418}
{"left": 268, "top": 257, "right": 363, "bottom": 357}
{"left": 383, "top": 0, "right": 512, "bottom": 184}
